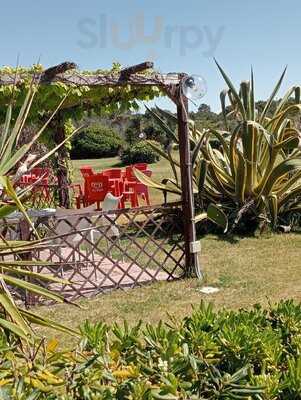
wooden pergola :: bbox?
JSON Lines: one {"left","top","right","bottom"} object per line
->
{"left": 0, "top": 61, "right": 201, "bottom": 278}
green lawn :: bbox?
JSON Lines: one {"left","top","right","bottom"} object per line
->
{"left": 38, "top": 232, "right": 301, "bottom": 347}
{"left": 38, "top": 157, "right": 301, "bottom": 347}
{"left": 71, "top": 155, "right": 180, "bottom": 205}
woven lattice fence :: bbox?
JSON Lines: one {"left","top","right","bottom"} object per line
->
{"left": 18, "top": 184, "right": 82, "bottom": 209}
{"left": 1, "top": 202, "right": 185, "bottom": 304}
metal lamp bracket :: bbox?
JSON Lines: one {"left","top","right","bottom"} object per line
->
{"left": 190, "top": 240, "right": 201, "bottom": 254}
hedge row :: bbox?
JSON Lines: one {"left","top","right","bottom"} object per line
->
{"left": 70, "top": 125, "right": 125, "bottom": 159}
{"left": 120, "top": 140, "right": 160, "bottom": 165}
{"left": 1, "top": 300, "right": 301, "bottom": 398}
{"left": 71, "top": 124, "right": 160, "bottom": 164}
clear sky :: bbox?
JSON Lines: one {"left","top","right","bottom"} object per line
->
{"left": 1, "top": 1, "right": 301, "bottom": 111}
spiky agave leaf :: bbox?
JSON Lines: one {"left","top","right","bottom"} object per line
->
{"left": 0, "top": 82, "right": 82, "bottom": 341}
{"left": 144, "top": 65, "right": 301, "bottom": 232}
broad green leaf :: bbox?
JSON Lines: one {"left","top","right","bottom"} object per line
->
{"left": 155, "top": 106, "right": 178, "bottom": 124}
{"left": 235, "top": 152, "right": 247, "bottom": 203}
{"left": 192, "top": 134, "right": 205, "bottom": 167}
{"left": 0, "top": 104, "right": 12, "bottom": 158}
{"left": 0, "top": 287, "right": 31, "bottom": 337}
{"left": 207, "top": 203, "right": 228, "bottom": 232}
{"left": 0, "top": 266, "right": 70, "bottom": 285}
{"left": 197, "top": 159, "right": 209, "bottom": 199}
{"left": 278, "top": 186, "right": 301, "bottom": 210}
{"left": 0, "top": 318, "right": 30, "bottom": 341}
{"left": 0, "top": 176, "right": 37, "bottom": 237}
{"left": 21, "top": 309, "right": 79, "bottom": 337}
{"left": 264, "top": 158, "right": 301, "bottom": 195}
{"left": 267, "top": 194, "right": 278, "bottom": 227}
{"left": 134, "top": 168, "right": 181, "bottom": 194}
{"left": 275, "top": 85, "right": 300, "bottom": 116}
{"left": 0, "top": 204, "right": 16, "bottom": 218}
{"left": 250, "top": 67, "right": 255, "bottom": 120}
{"left": 167, "top": 145, "right": 179, "bottom": 185}
{"left": 0, "top": 275, "right": 69, "bottom": 304}
{"left": 220, "top": 89, "right": 229, "bottom": 130}
{"left": 1, "top": 88, "right": 35, "bottom": 165}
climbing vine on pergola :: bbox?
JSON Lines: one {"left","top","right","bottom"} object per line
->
{"left": 0, "top": 60, "right": 201, "bottom": 277}
{"left": 0, "top": 62, "right": 167, "bottom": 119}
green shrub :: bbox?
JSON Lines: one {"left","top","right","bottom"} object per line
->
{"left": 125, "top": 125, "right": 167, "bottom": 145}
{"left": 120, "top": 140, "right": 160, "bottom": 165}
{"left": 124, "top": 126, "right": 140, "bottom": 145}
{"left": 71, "top": 124, "right": 125, "bottom": 159}
{"left": 2, "top": 300, "right": 301, "bottom": 398}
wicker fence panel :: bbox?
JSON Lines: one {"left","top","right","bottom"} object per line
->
{"left": 2, "top": 203, "right": 185, "bottom": 304}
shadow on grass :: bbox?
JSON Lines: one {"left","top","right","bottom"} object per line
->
{"left": 110, "top": 160, "right": 125, "bottom": 168}
{"left": 214, "top": 234, "right": 240, "bottom": 244}
{"left": 197, "top": 232, "right": 260, "bottom": 245}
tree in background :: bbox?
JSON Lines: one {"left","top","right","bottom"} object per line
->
{"left": 190, "top": 103, "right": 223, "bottom": 131}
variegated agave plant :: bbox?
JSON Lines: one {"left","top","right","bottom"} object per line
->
{"left": 0, "top": 83, "right": 82, "bottom": 341}
{"left": 136, "top": 62, "right": 301, "bottom": 232}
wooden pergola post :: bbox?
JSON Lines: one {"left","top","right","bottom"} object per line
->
{"left": 176, "top": 93, "right": 202, "bottom": 278}
{"left": 53, "top": 113, "right": 71, "bottom": 208}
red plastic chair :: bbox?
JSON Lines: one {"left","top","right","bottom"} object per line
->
{"left": 80, "top": 166, "right": 94, "bottom": 179}
{"left": 103, "top": 169, "right": 123, "bottom": 196}
{"left": 30, "top": 167, "right": 50, "bottom": 184}
{"left": 80, "top": 166, "right": 95, "bottom": 198}
{"left": 18, "top": 174, "right": 31, "bottom": 184}
{"left": 134, "top": 169, "right": 152, "bottom": 206}
{"left": 119, "top": 179, "right": 138, "bottom": 208}
{"left": 125, "top": 166, "right": 136, "bottom": 182}
{"left": 125, "top": 164, "right": 149, "bottom": 182}
{"left": 134, "top": 163, "right": 148, "bottom": 171}
{"left": 123, "top": 167, "right": 152, "bottom": 207}
{"left": 84, "top": 175, "right": 112, "bottom": 209}
{"left": 31, "top": 167, "right": 49, "bottom": 176}
{"left": 28, "top": 168, "right": 51, "bottom": 202}
{"left": 103, "top": 169, "right": 122, "bottom": 179}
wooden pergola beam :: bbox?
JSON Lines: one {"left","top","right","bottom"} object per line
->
{"left": 41, "top": 61, "right": 77, "bottom": 82}
{"left": 0, "top": 62, "right": 182, "bottom": 88}
{"left": 119, "top": 61, "right": 154, "bottom": 79}
{"left": 0, "top": 73, "right": 181, "bottom": 87}
{"left": 56, "top": 72, "right": 181, "bottom": 87}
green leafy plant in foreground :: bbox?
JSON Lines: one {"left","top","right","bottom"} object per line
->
{"left": 1, "top": 300, "right": 301, "bottom": 398}
{"left": 0, "top": 82, "right": 83, "bottom": 341}
{"left": 138, "top": 62, "right": 301, "bottom": 233}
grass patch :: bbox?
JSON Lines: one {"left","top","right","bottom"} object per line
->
{"left": 37, "top": 232, "right": 301, "bottom": 347}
